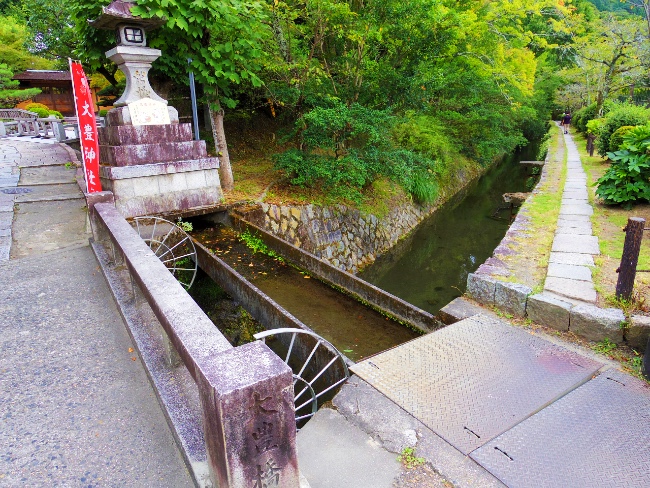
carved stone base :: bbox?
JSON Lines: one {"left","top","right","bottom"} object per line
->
{"left": 99, "top": 158, "right": 222, "bottom": 218}
{"left": 104, "top": 105, "right": 179, "bottom": 127}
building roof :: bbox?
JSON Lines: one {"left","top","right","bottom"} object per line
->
{"left": 13, "top": 70, "right": 71, "bottom": 82}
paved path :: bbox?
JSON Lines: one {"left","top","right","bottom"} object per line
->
{"left": 544, "top": 128, "right": 599, "bottom": 302}
{"left": 297, "top": 127, "right": 650, "bottom": 488}
{"left": 0, "top": 138, "right": 193, "bottom": 487}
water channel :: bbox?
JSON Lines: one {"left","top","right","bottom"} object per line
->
{"left": 359, "top": 144, "right": 539, "bottom": 314}
{"left": 190, "top": 144, "right": 538, "bottom": 361}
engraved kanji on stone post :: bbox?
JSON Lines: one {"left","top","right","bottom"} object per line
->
{"left": 196, "top": 341, "right": 300, "bottom": 488}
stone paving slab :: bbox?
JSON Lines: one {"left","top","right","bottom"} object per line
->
{"left": 0, "top": 247, "right": 193, "bottom": 487}
{"left": 544, "top": 276, "right": 597, "bottom": 302}
{"left": 560, "top": 203, "right": 593, "bottom": 216}
{"left": 0, "top": 235, "right": 9, "bottom": 260}
{"left": 547, "top": 262, "right": 592, "bottom": 282}
{"left": 297, "top": 408, "right": 402, "bottom": 488}
{"left": 557, "top": 219, "right": 592, "bottom": 230}
{"left": 558, "top": 214, "right": 591, "bottom": 222}
{"left": 563, "top": 190, "right": 588, "bottom": 199}
{"left": 555, "top": 225, "right": 593, "bottom": 236}
{"left": 552, "top": 234, "right": 599, "bottom": 255}
{"left": 11, "top": 183, "right": 81, "bottom": 200}
{"left": 0, "top": 176, "right": 19, "bottom": 187}
{"left": 561, "top": 199, "right": 589, "bottom": 207}
{"left": 10, "top": 199, "right": 89, "bottom": 259}
{"left": 470, "top": 370, "right": 650, "bottom": 488}
{"left": 549, "top": 251, "right": 594, "bottom": 267}
{"left": 19, "top": 165, "right": 78, "bottom": 185}
{"left": 0, "top": 210, "right": 12, "bottom": 228}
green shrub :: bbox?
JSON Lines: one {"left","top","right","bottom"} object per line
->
{"left": 596, "top": 124, "right": 650, "bottom": 206}
{"left": 392, "top": 114, "right": 456, "bottom": 165}
{"left": 30, "top": 107, "right": 50, "bottom": 118}
{"left": 596, "top": 104, "right": 650, "bottom": 157}
{"left": 609, "top": 125, "right": 635, "bottom": 151}
{"left": 586, "top": 118, "right": 605, "bottom": 135}
{"left": 24, "top": 102, "right": 49, "bottom": 112}
{"left": 99, "top": 109, "right": 108, "bottom": 117}
{"left": 274, "top": 101, "right": 440, "bottom": 203}
{"left": 573, "top": 103, "right": 598, "bottom": 133}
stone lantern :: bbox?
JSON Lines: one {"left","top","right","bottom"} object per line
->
{"left": 89, "top": 0, "right": 222, "bottom": 218}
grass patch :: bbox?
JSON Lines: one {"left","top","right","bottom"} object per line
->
{"left": 572, "top": 130, "right": 650, "bottom": 306}
{"left": 501, "top": 124, "right": 566, "bottom": 288}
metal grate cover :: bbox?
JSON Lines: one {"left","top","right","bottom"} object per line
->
{"left": 351, "top": 314, "right": 602, "bottom": 454}
{"left": 471, "top": 369, "right": 650, "bottom": 487}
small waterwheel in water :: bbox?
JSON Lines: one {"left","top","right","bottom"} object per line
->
{"left": 132, "top": 216, "right": 198, "bottom": 290}
{"left": 254, "top": 328, "right": 350, "bottom": 429}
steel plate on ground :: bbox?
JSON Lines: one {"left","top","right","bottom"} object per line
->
{"left": 350, "top": 314, "right": 602, "bottom": 454}
{"left": 471, "top": 369, "right": 650, "bottom": 487}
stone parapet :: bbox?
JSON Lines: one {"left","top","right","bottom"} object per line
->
{"left": 90, "top": 201, "right": 300, "bottom": 488}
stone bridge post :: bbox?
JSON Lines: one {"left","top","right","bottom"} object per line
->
{"left": 197, "top": 342, "right": 300, "bottom": 488}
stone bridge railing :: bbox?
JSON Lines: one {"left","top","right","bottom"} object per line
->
{"left": 87, "top": 192, "right": 300, "bottom": 488}
{"left": 0, "top": 111, "right": 103, "bottom": 143}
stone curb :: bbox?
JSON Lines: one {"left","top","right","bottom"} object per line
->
{"left": 466, "top": 126, "right": 645, "bottom": 349}
{"left": 467, "top": 271, "right": 631, "bottom": 346}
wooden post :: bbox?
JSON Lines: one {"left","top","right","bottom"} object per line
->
{"left": 615, "top": 217, "right": 645, "bottom": 300}
{"left": 641, "top": 337, "right": 650, "bottom": 380}
{"left": 587, "top": 134, "right": 596, "bottom": 157}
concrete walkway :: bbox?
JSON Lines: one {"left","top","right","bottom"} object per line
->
{"left": 0, "top": 138, "right": 192, "bottom": 487}
{"left": 545, "top": 129, "right": 599, "bottom": 302}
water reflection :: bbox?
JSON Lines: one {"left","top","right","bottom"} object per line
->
{"left": 360, "top": 145, "right": 538, "bottom": 314}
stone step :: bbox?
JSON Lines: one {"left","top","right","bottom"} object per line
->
{"left": 99, "top": 140, "right": 207, "bottom": 166}
{"left": 99, "top": 123, "right": 194, "bottom": 146}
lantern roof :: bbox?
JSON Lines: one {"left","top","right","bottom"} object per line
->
{"left": 89, "top": 0, "right": 165, "bottom": 31}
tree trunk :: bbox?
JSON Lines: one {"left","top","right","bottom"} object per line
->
{"left": 208, "top": 102, "right": 234, "bottom": 191}
{"left": 97, "top": 66, "right": 119, "bottom": 87}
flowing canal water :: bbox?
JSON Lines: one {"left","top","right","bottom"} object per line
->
{"left": 190, "top": 225, "right": 419, "bottom": 361}
{"left": 191, "top": 144, "right": 538, "bottom": 361}
{"left": 359, "top": 144, "right": 539, "bottom": 314}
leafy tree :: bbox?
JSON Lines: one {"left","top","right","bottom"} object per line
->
{"left": 0, "top": 16, "right": 54, "bottom": 71}
{"left": 0, "top": 62, "right": 41, "bottom": 108}
{"left": 10, "top": 0, "right": 78, "bottom": 69}
{"left": 570, "top": 14, "right": 647, "bottom": 114}
{"left": 68, "top": 0, "right": 271, "bottom": 190}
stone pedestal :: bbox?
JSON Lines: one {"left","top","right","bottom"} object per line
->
{"left": 91, "top": 0, "right": 222, "bottom": 218}
{"left": 99, "top": 117, "right": 222, "bottom": 218}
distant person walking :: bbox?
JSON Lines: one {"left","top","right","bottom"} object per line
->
{"left": 562, "top": 112, "right": 572, "bottom": 134}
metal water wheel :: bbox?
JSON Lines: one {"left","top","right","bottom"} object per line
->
{"left": 132, "top": 216, "right": 198, "bottom": 290}
{"left": 254, "top": 328, "right": 350, "bottom": 428}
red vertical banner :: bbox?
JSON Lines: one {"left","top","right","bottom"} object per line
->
{"left": 69, "top": 59, "right": 102, "bottom": 193}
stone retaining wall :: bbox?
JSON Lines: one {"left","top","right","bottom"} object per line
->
{"left": 243, "top": 203, "right": 430, "bottom": 273}
{"left": 239, "top": 163, "right": 483, "bottom": 274}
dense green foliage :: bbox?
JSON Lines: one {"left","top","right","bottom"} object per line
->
{"left": 609, "top": 125, "right": 636, "bottom": 151}
{"left": 596, "top": 124, "right": 650, "bottom": 205}
{"left": 4, "top": 0, "right": 650, "bottom": 204}
{"left": 595, "top": 104, "right": 650, "bottom": 156}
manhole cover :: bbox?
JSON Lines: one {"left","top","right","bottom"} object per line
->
{"left": 1, "top": 187, "right": 32, "bottom": 194}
